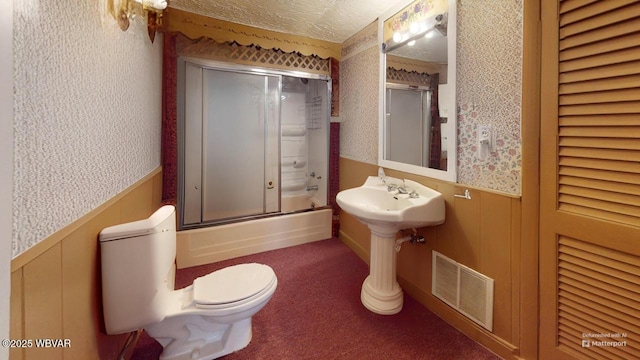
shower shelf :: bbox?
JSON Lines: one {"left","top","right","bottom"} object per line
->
{"left": 307, "top": 96, "right": 322, "bottom": 130}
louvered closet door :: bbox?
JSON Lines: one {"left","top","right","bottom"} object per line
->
{"left": 540, "top": 1, "right": 640, "bottom": 359}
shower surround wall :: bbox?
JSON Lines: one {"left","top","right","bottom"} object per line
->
{"left": 281, "top": 77, "right": 329, "bottom": 212}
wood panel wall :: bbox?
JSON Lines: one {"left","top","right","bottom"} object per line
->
{"left": 10, "top": 168, "right": 163, "bottom": 360}
{"left": 338, "top": 157, "right": 526, "bottom": 359}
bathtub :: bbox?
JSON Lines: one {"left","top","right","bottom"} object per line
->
{"left": 176, "top": 206, "right": 332, "bottom": 269}
{"left": 281, "top": 193, "right": 323, "bottom": 213}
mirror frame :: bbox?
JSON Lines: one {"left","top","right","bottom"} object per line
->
{"left": 378, "top": 0, "right": 456, "bottom": 182}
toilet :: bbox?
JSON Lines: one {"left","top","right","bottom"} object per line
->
{"left": 99, "top": 205, "right": 277, "bottom": 360}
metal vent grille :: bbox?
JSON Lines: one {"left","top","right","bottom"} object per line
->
{"left": 459, "top": 267, "right": 489, "bottom": 325}
{"left": 433, "top": 253, "right": 458, "bottom": 305}
{"left": 432, "top": 251, "right": 494, "bottom": 331}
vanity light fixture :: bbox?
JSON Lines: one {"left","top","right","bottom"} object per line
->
{"left": 383, "top": 13, "right": 446, "bottom": 53}
{"left": 107, "top": 0, "right": 168, "bottom": 42}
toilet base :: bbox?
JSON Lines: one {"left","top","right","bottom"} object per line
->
{"left": 146, "top": 316, "right": 252, "bottom": 360}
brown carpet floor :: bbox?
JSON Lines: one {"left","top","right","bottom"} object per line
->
{"left": 132, "top": 238, "right": 502, "bottom": 359}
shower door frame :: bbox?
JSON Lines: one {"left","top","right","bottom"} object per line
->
{"left": 177, "top": 57, "right": 332, "bottom": 230}
{"left": 385, "top": 83, "right": 433, "bottom": 167}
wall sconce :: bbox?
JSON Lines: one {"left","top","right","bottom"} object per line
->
{"left": 108, "top": 0, "right": 168, "bottom": 42}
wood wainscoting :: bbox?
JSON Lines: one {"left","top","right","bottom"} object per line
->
{"left": 10, "top": 168, "right": 163, "bottom": 360}
{"left": 338, "top": 157, "right": 526, "bottom": 360}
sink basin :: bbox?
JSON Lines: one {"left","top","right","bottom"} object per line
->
{"left": 336, "top": 175, "right": 445, "bottom": 315}
{"left": 336, "top": 176, "right": 445, "bottom": 230}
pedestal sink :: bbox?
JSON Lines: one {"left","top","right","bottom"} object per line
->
{"left": 336, "top": 176, "right": 445, "bottom": 315}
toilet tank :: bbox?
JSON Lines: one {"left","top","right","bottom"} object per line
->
{"left": 99, "top": 205, "right": 177, "bottom": 334}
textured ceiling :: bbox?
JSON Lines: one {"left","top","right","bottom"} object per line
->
{"left": 169, "top": 0, "right": 407, "bottom": 43}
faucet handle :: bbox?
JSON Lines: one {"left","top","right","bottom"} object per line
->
{"left": 387, "top": 184, "right": 398, "bottom": 192}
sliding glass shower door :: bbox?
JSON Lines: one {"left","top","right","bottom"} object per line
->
{"left": 182, "top": 63, "right": 280, "bottom": 225}
{"left": 385, "top": 87, "right": 432, "bottom": 167}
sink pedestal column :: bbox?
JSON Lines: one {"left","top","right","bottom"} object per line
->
{"left": 361, "top": 225, "right": 403, "bottom": 315}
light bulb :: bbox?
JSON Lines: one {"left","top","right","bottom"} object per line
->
{"left": 409, "top": 22, "right": 419, "bottom": 34}
{"left": 393, "top": 32, "right": 402, "bottom": 43}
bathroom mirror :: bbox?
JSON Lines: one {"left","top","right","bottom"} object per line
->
{"left": 378, "top": 0, "right": 456, "bottom": 182}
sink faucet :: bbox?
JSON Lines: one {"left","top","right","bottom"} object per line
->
{"left": 387, "top": 180, "right": 419, "bottom": 198}
{"left": 394, "top": 180, "right": 411, "bottom": 194}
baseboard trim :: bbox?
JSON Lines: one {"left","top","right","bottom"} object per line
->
{"left": 399, "top": 276, "right": 521, "bottom": 360}
{"left": 337, "top": 229, "right": 369, "bottom": 265}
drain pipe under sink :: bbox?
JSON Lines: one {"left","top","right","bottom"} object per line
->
{"left": 395, "top": 229, "right": 425, "bottom": 252}
{"left": 395, "top": 235, "right": 412, "bottom": 252}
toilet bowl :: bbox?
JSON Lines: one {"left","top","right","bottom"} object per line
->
{"left": 99, "top": 205, "right": 277, "bottom": 360}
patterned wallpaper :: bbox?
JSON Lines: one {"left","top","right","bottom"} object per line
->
{"left": 338, "top": 21, "right": 380, "bottom": 165}
{"left": 339, "top": 0, "right": 523, "bottom": 195}
{"left": 456, "top": 0, "right": 523, "bottom": 195}
{"left": 12, "top": 0, "right": 163, "bottom": 257}
{"left": 458, "top": 103, "right": 521, "bottom": 194}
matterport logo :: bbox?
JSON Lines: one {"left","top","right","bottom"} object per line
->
{"left": 581, "top": 332, "right": 628, "bottom": 348}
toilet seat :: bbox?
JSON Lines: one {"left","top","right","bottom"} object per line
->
{"left": 193, "top": 263, "right": 276, "bottom": 309}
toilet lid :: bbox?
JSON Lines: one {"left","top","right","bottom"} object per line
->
{"left": 193, "top": 263, "right": 275, "bottom": 305}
